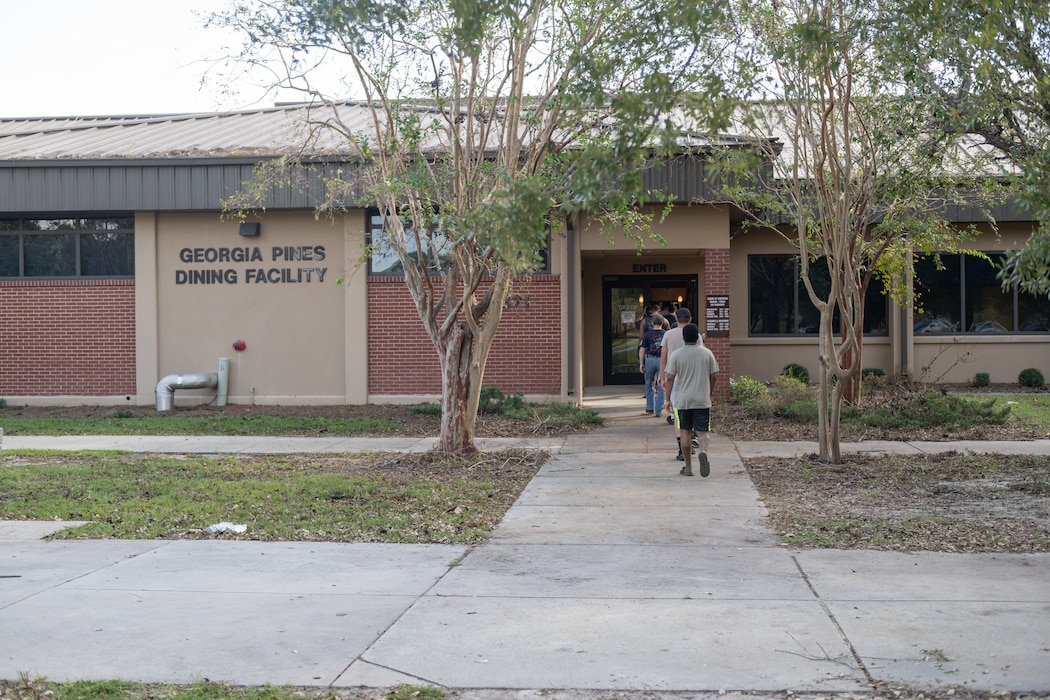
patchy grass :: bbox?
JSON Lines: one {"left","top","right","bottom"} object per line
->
{"left": 746, "top": 452, "right": 1050, "bottom": 552}
{"left": 0, "top": 449, "right": 542, "bottom": 544}
{"left": 0, "top": 679, "right": 442, "bottom": 700}
{"left": 0, "top": 413, "right": 402, "bottom": 437}
{"left": 0, "top": 400, "right": 602, "bottom": 438}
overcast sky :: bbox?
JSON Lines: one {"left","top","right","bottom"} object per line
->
{"left": 0, "top": 0, "right": 275, "bottom": 118}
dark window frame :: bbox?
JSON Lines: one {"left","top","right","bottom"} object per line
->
{"left": 0, "top": 216, "right": 135, "bottom": 279}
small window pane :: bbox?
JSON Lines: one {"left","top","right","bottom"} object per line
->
{"left": 368, "top": 212, "right": 454, "bottom": 274}
{"left": 749, "top": 255, "right": 796, "bottom": 334}
{"left": 0, "top": 219, "right": 20, "bottom": 231}
{"left": 965, "top": 253, "right": 1012, "bottom": 332}
{"left": 0, "top": 235, "right": 18, "bottom": 276}
{"left": 32, "top": 219, "right": 79, "bottom": 231}
{"left": 798, "top": 260, "right": 833, "bottom": 334}
{"left": 1019, "top": 288, "right": 1050, "bottom": 332}
{"left": 24, "top": 233, "right": 76, "bottom": 276}
{"left": 81, "top": 231, "right": 134, "bottom": 276}
{"left": 913, "top": 255, "right": 961, "bottom": 333}
{"left": 863, "top": 275, "right": 889, "bottom": 335}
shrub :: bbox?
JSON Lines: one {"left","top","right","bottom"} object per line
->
{"left": 478, "top": 386, "right": 528, "bottom": 416}
{"left": 850, "top": 390, "right": 1010, "bottom": 431}
{"left": 1018, "top": 368, "right": 1045, "bottom": 388}
{"left": 729, "top": 375, "right": 774, "bottom": 416}
{"left": 973, "top": 372, "right": 990, "bottom": 388}
{"left": 781, "top": 363, "right": 810, "bottom": 384}
{"left": 770, "top": 375, "right": 817, "bottom": 421}
{"left": 861, "top": 367, "right": 887, "bottom": 387}
{"left": 0, "top": 398, "right": 6, "bottom": 409}
{"left": 408, "top": 403, "right": 441, "bottom": 416}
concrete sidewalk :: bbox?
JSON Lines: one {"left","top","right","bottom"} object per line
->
{"left": 1, "top": 390, "right": 1048, "bottom": 694}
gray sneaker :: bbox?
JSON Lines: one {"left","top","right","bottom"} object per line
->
{"left": 698, "top": 452, "right": 710, "bottom": 477}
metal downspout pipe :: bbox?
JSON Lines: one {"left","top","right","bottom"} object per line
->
{"left": 155, "top": 358, "right": 229, "bottom": 411}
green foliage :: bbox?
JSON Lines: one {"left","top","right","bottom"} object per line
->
{"left": 408, "top": 403, "right": 442, "bottom": 416}
{"left": 973, "top": 372, "right": 991, "bottom": 388}
{"left": 770, "top": 375, "right": 817, "bottom": 421}
{"left": 846, "top": 391, "right": 1011, "bottom": 431}
{"left": 0, "top": 397, "right": 6, "bottom": 409}
{"left": 781, "top": 363, "right": 810, "bottom": 384}
{"left": 1019, "top": 368, "right": 1046, "bottom": 388}
{"left": 729, "top": 375, "right": 774, "bottom": 416}
{"left": 862, "top": 367, "right": 887, "bottom": 387}
{"left": 478, "top": 386, "right": 521, "bottom": 415}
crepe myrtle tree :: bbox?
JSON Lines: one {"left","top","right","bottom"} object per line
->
{"left": 214, "top": 0, "right": 731, "bottom": 454}
{"left": 717, "top": 0, "right": 998, "bottom": 462}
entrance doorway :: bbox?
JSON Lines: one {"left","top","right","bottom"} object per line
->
{"left": 602, "top": 275, "right": 698, "bottom": 385}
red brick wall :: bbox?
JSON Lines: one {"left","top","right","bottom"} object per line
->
{"left": 368, "top": 275, "right": 562, "bottom": 396}
{"left": 704, "top": 248, "right": 731, "bottom": 400}
{"left": 0, "top": 280, "right": 136, "bottom": 396}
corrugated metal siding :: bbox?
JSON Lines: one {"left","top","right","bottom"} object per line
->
{"left": 0, "top": 160, "right": 375, "bottom": 213}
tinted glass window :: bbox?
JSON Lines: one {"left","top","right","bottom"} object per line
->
{"left": 82, "top": 231, "right": 134, "bottom": 276}
{"left": 0, "top": 235, "right": 18, "bottom": 276}
{"left": 25, "top": 233, "right": 76, "bottom": 277}
{"left": 1, "top": 217, "right": 133, "bottom": 278}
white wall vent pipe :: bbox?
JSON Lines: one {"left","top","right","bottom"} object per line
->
{"left": 217, "top": 357, "right": 230, "bottom": 407}
{"left": 155, "top": 372, "right": 219, "bottom": 411}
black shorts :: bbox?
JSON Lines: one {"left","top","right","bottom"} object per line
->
{"left": 674, "top": 407, "right": 711, "bottom": 433}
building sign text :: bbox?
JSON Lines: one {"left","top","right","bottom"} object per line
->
{"left": 174, "top": 245, "right": 328, "bottom": 285}
{"left": 705, "top": 295, "right": 730, "bottom": 337}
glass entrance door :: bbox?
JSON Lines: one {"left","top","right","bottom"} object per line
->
{"left": 602, "top": 275, "right": 698, "bottom": 385}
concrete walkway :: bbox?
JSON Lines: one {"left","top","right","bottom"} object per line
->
{"left": 1, "top": 389, "right": 1048, "bottom": 694}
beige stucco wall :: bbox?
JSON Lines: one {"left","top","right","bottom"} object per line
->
{"left": 136, "top": 210, "right": 367, "bottom": 406}
{"left": 579, "top": 204, "right": 730, "bottom": 387}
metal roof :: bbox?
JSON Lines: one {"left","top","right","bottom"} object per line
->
{"left": 0, "top": 104, "right": 375, "bottom": 161}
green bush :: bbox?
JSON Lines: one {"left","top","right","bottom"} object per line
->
{"left": 730, "top": 375, "right": 774, "bottom": 416}
{"left": 769, "top": 375, "right": 817, "bottom": 421}
{"left": 408, "top": 403, "right": 441, "bottom": 416}
{"left": 861, "top": 367, "right": 887, "bottom": 387}
{"left": 1018, "top": 368, "right": 1045, "bottom": 388}
{"left": 478, "top": 386, "right": 529, "bottom": 416}
{"left": 849, "top": 390, "right": 1011, "bottom": 431}
{"left": 973, "top": 372, "right": 991, "bottom": 388}
{"left": 0, "top": 398, "right": 6, "bottom": 409}
{"left": 781, "top": 363, "right": 810, "bottom": 384}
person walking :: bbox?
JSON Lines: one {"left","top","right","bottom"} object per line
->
{"left": 638, "top": 313, "right": 667, "bottom": 416}
{"left": 663, "top": 323, "right": 719, "bottom": 477}
{"left": 659, "top": 306, "right": 699, "bottom": 458}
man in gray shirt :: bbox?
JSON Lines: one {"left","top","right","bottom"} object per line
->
{"left": 663, "top": 323, "right": 719, "bottom": 477}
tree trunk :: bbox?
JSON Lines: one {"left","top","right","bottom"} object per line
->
{"left": 437, "top": 325, "right": 478, "bottom": 455}
{"left": 816, "top": 310, "right": 834, "bottom": 462}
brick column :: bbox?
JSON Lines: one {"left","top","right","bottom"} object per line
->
{"left": 704, "top": 249, "right": 731, "bottom": 401}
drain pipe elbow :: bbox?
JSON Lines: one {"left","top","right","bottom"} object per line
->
{"left": 155, "top": 372, "right": 219, "bottom": 411}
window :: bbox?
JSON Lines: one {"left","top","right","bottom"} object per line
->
{"left": 748, "top": 254, "right": 888, "bottom": 336}
{"left": 367, "top": 210, "right": 551, "bottom": 275}
{"left": 914, "top": 252, "right": 1050, "bottom": 333}
{"left": 368, "top": 211, "right": 453, "bottom": 274}
{"left": 0, "top": 217, "right": 134, "bottom": 278}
